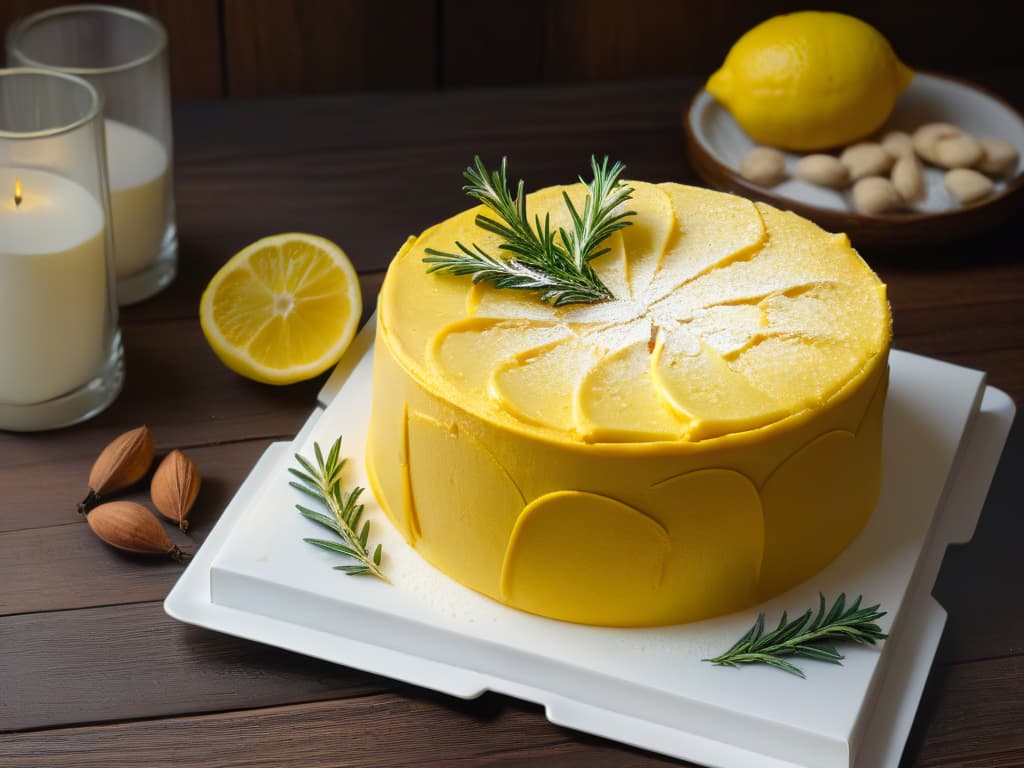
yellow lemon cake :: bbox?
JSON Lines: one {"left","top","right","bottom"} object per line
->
{"left": 366, "top": 181, "right": 891, "bottom": 627}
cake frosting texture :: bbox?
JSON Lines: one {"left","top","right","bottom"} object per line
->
{"left": 367, "top": 181, "right": 891, "bottom": 626}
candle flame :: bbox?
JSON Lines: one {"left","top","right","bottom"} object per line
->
{"left": 14, "top": 178, "right": 22, "bottom": 208}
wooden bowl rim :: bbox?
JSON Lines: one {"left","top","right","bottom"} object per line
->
{"left": 682, "top": 70, "right": 1024, "bottom": 232}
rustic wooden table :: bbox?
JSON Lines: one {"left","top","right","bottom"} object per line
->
{"left": 1, "top": 76, "right": 1021, "bottom": 767}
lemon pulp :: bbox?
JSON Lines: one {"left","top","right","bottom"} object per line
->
{"left": 200, "top": 233, "right": 362, "bottom": 384}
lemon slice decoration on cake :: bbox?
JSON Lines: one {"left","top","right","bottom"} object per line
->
{"left": 706, "top": 11, "right": 913, "bottom": 151}
{"left": 200, "top": 233, "right": 362, "bottom": 384}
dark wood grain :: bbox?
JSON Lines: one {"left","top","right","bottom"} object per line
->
{"left": 0, "top": 439, "right": 284, "bottom": 607}
{"left": 0, "top": 321, "right": 320, "bottom": 462}
{"left": 440, "top": 0, "right": 545, "bottom": 87}
{"left": 0, "top": 437, "right": 285, "bottom": 535}
{"left": 2, "top": 655, "right": 1022, "bottom": 767}
{"left": 0, "top": 602, "right": 386, "bottom": 732}
{"left": 541, "top": 0, "right": 721, "bottom": 83}
{"left": 904, "top": 656, "right": 1024, "bottom": 768}
{"left": 0, "top": 521, "right": 192, "bottom": 615}
{"left": 0, "top": 75, "right": 1021, "bottom": 767}
{"left": 0, "top": 690, "right": 684, "bottom": 766}
{"left": 933, "top": 414, "right": 1024, "bottom": 665}
{"left": 437, "top": 1, "right": 1024, "bottom": 88}
{"left": 169, "top": 79, "right": 682, "bottom": 161}
{"left": 4, "top": 1, "right": 1020, "bottom": 102}
{"left": 222, "top": 0, "right": 436, "bottom": 97}
{"left": 0, "top": 0, "right": 222, "bottom": 100}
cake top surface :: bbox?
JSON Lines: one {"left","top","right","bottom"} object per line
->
{"left": 381, "top": 181, "right": 890, "bottom": 444}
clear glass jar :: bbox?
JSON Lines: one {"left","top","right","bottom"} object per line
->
{"left": 0, "top": 68, "right": 123, "bottom": 430}
{"left": 7, "top": 4, "right": 177, "bottom": 305}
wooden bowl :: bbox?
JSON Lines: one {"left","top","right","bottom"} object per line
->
{"left": 684, "top": 72, "right": 1024, "bottom": 249}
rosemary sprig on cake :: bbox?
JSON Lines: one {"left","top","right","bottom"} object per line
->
{"left": 423, "top": 155, "right": 635, "bottom": 307}
{"left": 290, "top": 437, "right": 390, "bottom": 583}
{"left": 704, "top": 593, "right": 887, "bottom": 677}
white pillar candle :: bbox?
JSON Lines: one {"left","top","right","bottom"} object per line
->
{"left": 0, "top": 168, "right": 108, "bottom": 404}
{"left": 105, "top": 119, "right": 168, "bottom": 278}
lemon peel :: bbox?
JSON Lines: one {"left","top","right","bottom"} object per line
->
{"left": 200, "top": 233, "right": 362, "bottom": 385}
{"left": 707, "top": 11, "right": 913, "bottom": 151}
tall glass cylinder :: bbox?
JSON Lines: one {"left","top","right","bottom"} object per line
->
{"left": 7, "top": 4, "right": 177, "bottom": 305}
{"left": 0, "top": 68, "right": 123, "bottom": 430}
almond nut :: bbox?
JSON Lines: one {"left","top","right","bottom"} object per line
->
{"left": 793, "top": 154, "right": 851, "bottom": 188}
{"left": 944, "top": 168, "right": 994, "bottom": 204}
{"left": 80, "top": 426, "right": 155, "bottom": 514}
{"left": 976, "top": 138, "right": 1019, "bottom": 177}
{"left": 891, "top": 153, "right": 926, "bottom": 204}
{"left": 913, "top": 122, "right": 962, "bottom": 165}
{"left": 151, "top": 450, "right": 201, "bottom": 532}
{"left": 853, "top": 176, "right": 904, "bottom": 214}
{"left": 934, "top": 133, "right": 984, "bottom": 169}
{"left": 86, "top": 501, "right": 191, "bottom": 562}
{"left": 739, "top": 147, "right": 787, "bottom": 187}
{"left": 840, "top": 143, "right": 894, "bottom": 180}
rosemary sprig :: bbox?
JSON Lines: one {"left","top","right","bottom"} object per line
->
{"left": 423, "top": 155, "right": 635, "bottom": 307}
{"left": 704, "top": 593, "right": 888, "bottom": 678}
{"left": 289, "top": 437, "right": 390, "bottom": 583}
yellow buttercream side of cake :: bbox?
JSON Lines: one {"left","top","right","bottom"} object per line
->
{"left": 366, "top": 182, "right": 891, "bottom": 627}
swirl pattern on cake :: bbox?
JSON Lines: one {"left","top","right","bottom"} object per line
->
{"left": 367, "top": 181, "right": 891, "bottom": 626}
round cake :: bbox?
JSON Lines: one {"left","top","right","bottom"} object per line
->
{"left": 367, "top": 181, "right": 891, "bottom": 627}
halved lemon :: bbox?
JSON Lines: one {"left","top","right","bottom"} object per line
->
{"left": 200, "top": 233, "right": 362, "bottom": 385}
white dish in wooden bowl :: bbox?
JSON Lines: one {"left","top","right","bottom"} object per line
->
{"left": 685, "top": 72, "right": 1024, "bottom": 248}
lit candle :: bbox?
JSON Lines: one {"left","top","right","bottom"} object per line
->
{"left": 0, "top": 167, "right": 108, "bottom": 404}
{"left": 104, "top": 119, "right": 169, "bottom": 279}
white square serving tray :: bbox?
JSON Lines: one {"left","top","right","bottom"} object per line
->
{"left": 166, "top": 320, "right": 1015, "bottom": 768}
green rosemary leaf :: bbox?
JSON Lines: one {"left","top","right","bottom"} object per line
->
{"left": 293, "top": 439, "right": 390, "bottom": 584}
{"left": 721, "top": 621, "right": 759, "bottom": 658}
{"left": 287, "top": 467, "right": 316, "bottom": 483}
{"left": 811, "top": 643, "right": 841, "bottom": 659}
{"left": 303, "top": 538, "right": 360, "bottom": 558}
{"left": 350, "top": 503, "right": 364, "bottom": 533}
{"left": 760, "top": 656, "right": 807, "bottom": 678}
{"left": 810, "top": 593, "right": 828, "bottom": 631}
{"left": 291, "top": 481, "right": 332, "bottom": 505}
{"left": 336, "top": 565, "right": 371, "bottom": 575}
{"left": 423, "top": 155, "right": 634, "bottom": 307}
{"left": 771, "top": 609, "right": 814, "bottom": 645}
{"left": 347, "top": 485, "right": 365, "bottom": 507}
{"left": 561, "top": 156, "right": 636, "bottom": 273}
{"left": 824, "top": 592, "right": 847, "bottom": 625}
{"left": 704, "top": 593, "right": 888, "bottom": 677}
{"left": 293, "top": 454, "right": 319, "bottom": 480}
{"left": 749, "top": 613, "right": 766, "bottom": 645}
{"left": 793, "top": 644, "right": 844, "bottom": 663}
{"left": 297, "top": 507, "right": 343, "bottom": 535}
{"left": 847, "top": 594, "right": 863, "bottom": 615}
{"left": 755, "top": 610, "right": 791, "bottom": 649}
{"left": 326, "top": 437, "right": 342, "bottom": 472}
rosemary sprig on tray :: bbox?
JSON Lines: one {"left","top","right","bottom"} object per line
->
{"left": 290, "top": 437, "right": 390, "bottom": 583}
{"left": 423, "top": 155, "right": 635, "bottom": 307}
{"left": 704, "top": 593, "right": 887, "bottom": 678}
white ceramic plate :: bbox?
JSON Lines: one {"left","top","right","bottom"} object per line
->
{"left": 166, "top": 319, "right": 1017, "bottom": 768}
{"left": 685, "top": 72, "right": 1024, "bottom": 248}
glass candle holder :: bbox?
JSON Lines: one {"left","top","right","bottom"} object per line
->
{"left": 7, "top": 4, "right": 177, "bottom": 305}
{"left": 0, "top": 68, "right": 123, "bottom": 431}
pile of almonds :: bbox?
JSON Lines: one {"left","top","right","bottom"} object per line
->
{"left": 739, "top": 122, "right": 1020, "bottom": 214}
{"left": 78, "top": 426, "right": 201, "bottom": 562}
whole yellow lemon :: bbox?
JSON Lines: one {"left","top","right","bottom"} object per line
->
{"left": 706, "top": 11, "right": 913, "bottom": 151}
